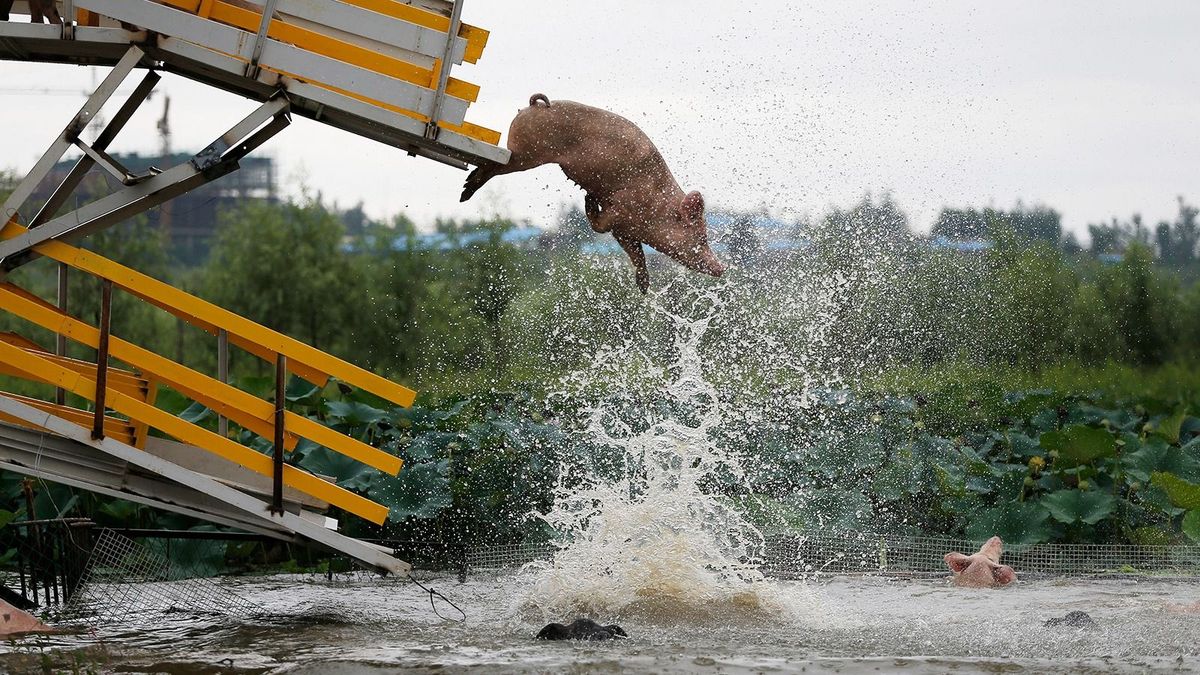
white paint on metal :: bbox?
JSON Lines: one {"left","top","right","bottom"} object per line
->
{"left": 74, "top": 0, "right": 470, "bottom": 125}
{"left": 241, "top": 0, "right": 468, "bottom": 64}
{"left": 0, "top": 395, "right": 411, "bottom": 575}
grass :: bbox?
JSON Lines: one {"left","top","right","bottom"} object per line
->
{"left": 870, "top": 360, "right": 1200, "bottom": 407}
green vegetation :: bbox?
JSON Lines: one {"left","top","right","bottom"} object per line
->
{"left": 2, "top": 182, "right": 1200, "bottom": 560}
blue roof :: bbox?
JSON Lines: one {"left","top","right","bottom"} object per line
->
{"left": 706, "top": 212, "right": 796, "bottom": 231}
{"left": 930, "top": 236, "right": 993, "bottom": 252}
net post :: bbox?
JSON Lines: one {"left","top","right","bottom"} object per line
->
{"left": 92, "top": 279, "right": 113, "bottom": 440}
{"left": 271, "top": 353, "right": 286, "bottom": 514}
{"left": 55, "top": 262, "right": 68, "bottom": 405}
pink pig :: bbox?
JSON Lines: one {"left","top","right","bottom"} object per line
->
{"left": 461, "top": 94, "right": 726, "bottom": 293}
{"left": 944, "top": 536, "right": 1018, "bottom": 588}
{"left": 0, "top": 599, "right": 54, "bottom": 636}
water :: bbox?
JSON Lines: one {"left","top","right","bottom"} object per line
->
{"left": 8, "top": 271, "right": 1199, "bottom": 672}
{"left": 521, "top": 284, "right": 784, "bottom": 621}
{"left": 6, "top": 574, "right": 1200, "bottom": 673}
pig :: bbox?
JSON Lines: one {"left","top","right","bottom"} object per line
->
{"left": 460, "top": 93, "right": 725, "bottom": 293}
{"left": 944, "top": 536, "right": 1017, "bottom": 588}
{"left": 0, "top": 0, "right": 63, "bottom": 23}
{"left": 0, "top": 599, "right": 54, "bottom": 636}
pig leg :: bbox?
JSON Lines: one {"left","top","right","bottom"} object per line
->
{"left": 459, "top": 150, "right": 550, "bottom": 202}
{"left": 616, "top": 236, "right": 650, "bottom": 294}
{"left": 584, "top": 193, "right": 615, "bottom": 233}
{"left": 29, "top": 0, "right": 62, "bottom": 23}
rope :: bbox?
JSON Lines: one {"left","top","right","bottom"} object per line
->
{"left": 406, "top": 574, "right": 466, "bottom": 623}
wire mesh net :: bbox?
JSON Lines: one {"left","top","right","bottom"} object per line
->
{"left": 61, "top": 528, "right": 258, "bottom": 624}
{"left": 466, "top": 531, "right": 1200, "bottom": 579}
{"left": 31, "top": 527, "right": 1199, "bottom": 625}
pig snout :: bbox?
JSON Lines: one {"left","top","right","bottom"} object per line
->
{"left": 700, "top": 250, "right": 727, "bottom": 277}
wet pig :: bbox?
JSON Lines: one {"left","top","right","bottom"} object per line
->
{"left": 944, "top": 536, "right": 1017, "bottom": 588}
{"left": 461, "top": 94, "right": 726, "bottom": 293}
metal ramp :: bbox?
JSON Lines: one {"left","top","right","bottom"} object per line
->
{"left": 0, "top": 227, "right": 417, "bottom": 574}
{"left": 0, "top": 0, "right": 508, "bottom": 575}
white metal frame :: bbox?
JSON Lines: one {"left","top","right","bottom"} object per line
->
{"left": 0, "top": 395, "right": 411, "bottom": 575}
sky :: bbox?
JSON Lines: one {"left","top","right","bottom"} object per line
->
{"left": 1, "top": 1, "right": 1198, "bottom": 238}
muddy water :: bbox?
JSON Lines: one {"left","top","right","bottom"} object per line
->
{"left": 4, "top": 573, "right": 1199, "bottom": 673}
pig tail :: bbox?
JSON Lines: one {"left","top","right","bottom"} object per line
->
{"left": 529, "top": 93, "right": 550, "bottom": 107}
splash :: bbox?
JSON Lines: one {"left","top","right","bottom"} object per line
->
{"left": 519, "top": 281, "right": 821, "bottom": 621}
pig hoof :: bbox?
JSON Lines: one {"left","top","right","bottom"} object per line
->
{"left": 537, "top": 618, "right": 627, "bottom": 641}
{"left": 1043, "top": 611, "right": 1096, "bottom": 628}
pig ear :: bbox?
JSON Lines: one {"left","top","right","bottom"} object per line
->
{"left": 944, "top": 553, "right": 970, "bottom": 574}
{"left": 992, "top": 565, "right": 1016, "bottom": 585}
{"left": 681, "top": 191, "right": 705, "bottom": 221}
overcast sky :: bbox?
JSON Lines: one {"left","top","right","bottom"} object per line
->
{"left": 1, "top": 1, "right": 1198, "bottom": 237}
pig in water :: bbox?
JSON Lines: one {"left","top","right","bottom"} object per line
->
{"left": 944, "top": 536, "right": 1018, "bottom": 588}
{"left": 460, "top": 94, "right": 725, "bottom": 293}
{"left": 0, "top": 599, "right": 54, "bottom": 636}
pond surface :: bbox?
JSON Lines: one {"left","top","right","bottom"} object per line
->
{"left": 4, "top": 573, "right": 1199, "bottom": 673}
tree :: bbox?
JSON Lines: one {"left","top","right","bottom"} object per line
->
{"left": 201, "top": 197, "right": 363, "bottom": 359}
{"left": 726, "top": 212, "right": 763, "bottom": 267}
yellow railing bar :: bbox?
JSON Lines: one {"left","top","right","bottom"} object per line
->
{"left": 0, "top": 391, "right": 137, "bottom": 445}
{"left": 289, "top": 71, "right": 501, "bottom": 144}
{"left": 0, "top": 222, "right": 417, "bottom": 409}
{"left": 0, "top": 283, "right": 403, "bottom": 475}
{"left": 155, "top": 0, "right": 480, "bottom": 104}
{"left": 337, "top": 0, "right": 490, "bottom": 63}
{"left": 0, "top": 333, "right": 147, "bottom": 399}
{"left": 0, "top": 340, "right": 390, "bottom": 524}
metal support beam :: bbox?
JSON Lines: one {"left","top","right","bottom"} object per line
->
{"left": 217, "top": 329, "right": 229, "bottom": 438}
{"left": 244, "top": 0, "right": 281, "bottom": 79}
{"left": 191, "top": 94, "right": 290, "bottom": 170}
{"left": 0, "top": 397, "right": 411, "bottom": 575}
{"left": 0, "top": 96, "right": 291, "bottom": 269}
{"left": 91, "top": 279, "right": 112, "bottom": 440}
{"left": 31, "top": 70, "right": 161, "bottom": 227}
{"left": 424, "top": 0, "right": 465, "bottom": 140}
{"left": 54, "top": 263, "right": 68, "bottom": 406}
{"left": 271, "top": 353, "right": 286, "bottom": 514}
{"left": 1, "top": 45, "right": 144, "bottom": 224}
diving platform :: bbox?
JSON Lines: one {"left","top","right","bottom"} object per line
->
{"left": 0, "top": 0, "right": 508, "bottom": 168}
{"left": 0, "top": 0, "right": 506, "bottom": 576}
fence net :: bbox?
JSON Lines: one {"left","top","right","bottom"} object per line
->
{"left": 468, "top": 531, "right": 1200, "bottom": 579}
{"left": 21, "top": 528, "right": 1199, "bottom": 625}
{"left": 59, "top": 529, "right": 258, "bottom": 624}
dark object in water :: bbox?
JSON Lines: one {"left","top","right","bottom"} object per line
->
{"left": 537, "top": 618, "right": 628, "bottom": 641}
{"left": 1044, "top": 610, "right": 1096, "bottom": 628}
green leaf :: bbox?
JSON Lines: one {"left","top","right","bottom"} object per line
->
{"left": 1128, "top": 526, "right": 1172, "bottom": 547}
{"left": 179, "top": 401, "right": 213, "bottom": 424}
{"left": 1154, "top": 408, "right": 1188, "bottom": 444}
{"left": 1123, "top": 440, "right": 1200, "bottom": 483}
{"left": 284, "top": 376, "right": 322, "bottom": 404}
{"left": 325, "top": 401, "right": 386, "bottom": 426}
{"left": 368, "top": 459, "right": 452, "bottom": 521}
{"left": 1039, "top": 425, "right": 1116, "bottom": 466}
{"left": 1183, "top": 510, "right": 1200, "bottom": 544}
{"left": 298, "top": 446, "right": 378, "bottom": 491}
{"left": 1039, "top": 489, "right": 1117, "bottom": 525}
{"left": 0, "top": 510, "right": 15, "bottom": 530}
{"left": 965, "top": 501, "right": 1053, "bottom": 546}
{"left": 1151, "top": 472, "right": 1200, "bottom": 510}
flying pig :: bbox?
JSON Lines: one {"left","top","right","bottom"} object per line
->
{"left": 461, "top": 94, "right": 726, "bottom": 293}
